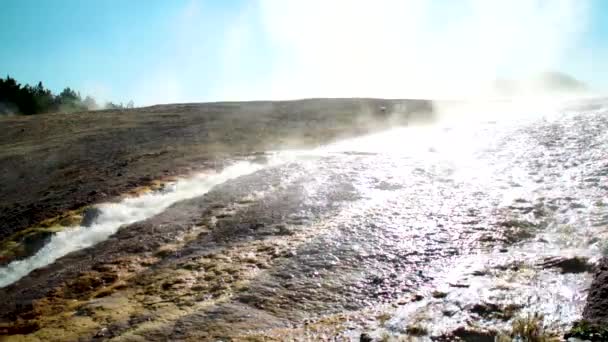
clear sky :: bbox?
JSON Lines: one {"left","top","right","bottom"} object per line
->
{"left": 1, "top": 0, "right": 607, "bottom": 105}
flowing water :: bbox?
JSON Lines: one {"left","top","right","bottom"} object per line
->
{"left": 1, "top": 100, "right": 607, "bottom": 338}
{"left": 0, "top": 161, "right": 283, "bottom": 287}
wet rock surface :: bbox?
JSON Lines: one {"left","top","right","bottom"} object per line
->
{"left": 0, "top": 100, "right": 607, "bottom": 340}
{"left": 80, "top": 207, "right": 102, "bottom": 228}
{"left": 582, "top": 257, "right": 608, "bottom": 325}
{"left": 0, "top": 98, "right": 432, "bottom": 242}
{"left": 539, "top": 256, "right": 595, "bottom": 274}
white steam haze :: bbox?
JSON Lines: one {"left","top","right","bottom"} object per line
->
{"left": 79, "top": 0, "right": 596, "bottom": 106}
{"left": 0, "top": 161, "right": 274, "bottom": 287}
{"left": 212, "top": 0, "right": 592, "bottom": 102}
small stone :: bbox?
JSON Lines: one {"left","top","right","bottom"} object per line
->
{"left": 471, "top": 302, "right": 500, "bottom": 317}
{"left": 539, "top": 256, "right": 593, "bottom": 274}
{"left": 449, "top": 283, "right": 470, "bottom": 288}
{"left": 443, "top": 309, "right": 456, "bottom": 317}
{"left": 451, "top": 327, "right": 495, "bottom": 342}
{"left": 95, "top": 327, "right": 109, "bottom": 337}
{"left": 432, "top": 291, "right": 448, "bottom": 299}
{"left": 360, "top": 332, "right": 373, "bottom": 342}
{"left": 411, "top": 294, "right": 424, "bottom": 302}
{"left": 371, "top": 276, "right": 385, "bottom": 285}
{"left": 81, "top": 207, "right": 102, "bottom": 227}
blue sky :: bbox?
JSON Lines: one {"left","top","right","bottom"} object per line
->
{"left": 1, "top": 0, "right": 607, "bottom": 105}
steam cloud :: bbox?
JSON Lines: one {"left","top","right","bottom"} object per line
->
{"left": 250, "top": 0, "right": 590, "bottom": 100}
{"left": 131, "top": 0, "right": 594, "bottom": 104}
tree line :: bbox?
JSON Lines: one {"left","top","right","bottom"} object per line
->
{"left": 0, "top": 75, "right": 133, "bottom": 115}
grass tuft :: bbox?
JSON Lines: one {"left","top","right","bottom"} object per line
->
{"left": 566, "top": 320, "right": 608, "bottom": 341}
{"left": 496, "top": 313, "right": 558, "bottom": 342}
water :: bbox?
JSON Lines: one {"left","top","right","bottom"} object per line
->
{"left": 235, "top": 100, "right": 608, "bottom": 338}
{"left": 0, "top": 161, "right": 274, "bottom": 287}
{"left": 2, "top": 99, "right": 607, "bottom": 338}
{"left": 319, "top": 101, "right": 608, "bottom": 338}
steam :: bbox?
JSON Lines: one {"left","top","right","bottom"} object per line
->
{"left": 7, "top": 1, "right": 590, "bottom": 106}
{"left": 250, "top": 0, "right": 590, "bottom": 100}
{"left": 0, "top": 161, "right": 270, "bottom": 287}
{"left": 74, "top": 0, "right": 594, "bottom": 104}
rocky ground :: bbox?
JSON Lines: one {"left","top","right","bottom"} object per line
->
{"left": 0, "top": 98, "right": 607, "bottom": 341}
{"left": 0, "top": 98, "right": 432, "bottom": 265}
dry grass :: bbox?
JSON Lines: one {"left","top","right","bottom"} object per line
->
{"left": 405, "top": 323, "right": 428, "bottom": 336}
{"left": 496, "top": 313, "right": 559, "bottom": 342}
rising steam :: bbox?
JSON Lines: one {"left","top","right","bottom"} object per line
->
{"left": 78, "top": 0, "right": 595, "bottom": 106}
{"left": 211, "top": 0, "right": 591, "bottom": 101}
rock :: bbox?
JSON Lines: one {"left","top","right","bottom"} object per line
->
{"left": 442, "top": 308, "right": 457, "bottom": 317}
{"left": 582, "top": 257, "right": 608, "bottom": 325}
{"left": 81, "top": 207, "right": 102, "bottom": 227}
{"left": 359, "top": 332, "right": 373, "bottom": 342}
{"left": 470, "top": 302, "right": 521, "bottom": 320}
{"left": 431, "top": 291, "right": 447, "bottom": 298}
{"left": 95, "top": 327, "right": 109, "bottom": 338}
{"left": 450, "top": 327, "right": 496, "bottom": 342}
{"left": 411, "top": 294, "right": 424, "bottom": 302}
{"left": 471, "top": 303, "right": 501, "bottom": 317}
{"left": 539, "top": 256, "right": 594, "bottom": 274}
{"left": 371, "top": 276, "right": 385, "bottom": 285}
{"left": 22, "top": 231, "right": 53, "bottom": 256}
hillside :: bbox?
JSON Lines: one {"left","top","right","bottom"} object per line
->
{"left": 0, "top": 98, "right": 433, "bottom": 245}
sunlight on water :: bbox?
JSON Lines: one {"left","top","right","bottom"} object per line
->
{"left": 306, "top": 101, "right": 608, "bottom": 335}
{"left": 352, "top": 102, "right": 608, "bottom": 336}
{"left": 1, "top": 99, "right": 605, "bottom": 338}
